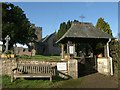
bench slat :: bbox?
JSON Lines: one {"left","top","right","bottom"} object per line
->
{"left": 11, "top": 64, "right": 55, "bottom": 82}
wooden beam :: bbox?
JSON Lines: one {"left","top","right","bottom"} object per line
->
{"left": 61, "top": 44, "right": 64, "bottom": 59}
{"left": 104, "top": 45, "right": 107, "bottom": 57}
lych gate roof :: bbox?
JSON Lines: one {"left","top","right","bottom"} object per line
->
{"left": 57, "top": 22, "right": 113, "bottom": 43}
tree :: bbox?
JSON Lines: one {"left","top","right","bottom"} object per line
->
{"left": 57, "top": 22, "right": 67, "bottom": 40}
{"left": 73, "top": 19, "right": 79, "bottom": 22}
{"left": 66, "top": 20, "right": 71, "bottom": 30}
{"left": 57, "top": 20, "right": 79, "bottom": 40}
{"left": 96, "top": 17, "right": 112, "bottom": 36}
{"left": 95, "top": 17, "right": 113, "bottom": 55}
{"left": 118, "top": 33, "right": 120, "bottom": 40}
{"left": 2, "top": 3, "right": 36, "bottom": 50}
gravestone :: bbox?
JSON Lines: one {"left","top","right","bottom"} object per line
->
{"left": 5, "top": 35, "right": 10, "bottom": 52}
{"left": 24, "top": 48, "right": 28, "bottom": 52}
{"left": 68, "top": 59, "right": 78, "bottom": 79}
{"left": 31, "top": 49, "right": 36, "bottom": 56}
{"left": 14, "top": 46, "right": 19, "bottom": 54}
{"left": 19, "top": 47, "right": 23, "bottom": 52}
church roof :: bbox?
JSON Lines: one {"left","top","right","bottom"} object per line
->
{"left": 41, "top": 32, "right": 56, "bottom": 43}
{"left": 56, "top": 22, "right": 113, "bottom": 43}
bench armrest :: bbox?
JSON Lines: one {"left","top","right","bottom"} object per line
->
{"left": 11, "top": 67, "right": 17, "bottom": 82}
{"left": 12, "top": 67, "right": 17, "bottom": 71}
{"left": 50, "top": 66, "right": 56, "bottom": 76}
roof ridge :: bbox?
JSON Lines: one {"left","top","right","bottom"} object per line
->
{"left": 42, "top": 32, "right": 56, "bottom": 42}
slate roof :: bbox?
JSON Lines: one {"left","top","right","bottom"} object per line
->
{"left": 41, "top": 32, "right": 56, "bottom": 43}
{"left": 57, "top": 22, "right": 113, "bottom": 43}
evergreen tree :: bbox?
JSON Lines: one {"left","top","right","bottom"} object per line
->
{"left": 118, "top": 33, "right": 120, "bottom": 40}
{"left": 96, "top": 17, "right": 113, "bottom": 36}
{"left": 66, "top": 20, "right": 71, "bottom": 30}
{"left": 57, "top": 22, "right": 66, "bottom": 39}
{"left": 73, "top": 20, "right": 79, "bottom": 22}
{"left": 95, "top": 17, "right": 113, "bottom": 55}
{"left": 57, "top": 20, "right": 79, "bottom": 40}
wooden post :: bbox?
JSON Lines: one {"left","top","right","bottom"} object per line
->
{"left": 94, "top": 55, "right": 97, "bottom": 70}
{"left": 73, "top": 43, "right": 75, "bottom": 56}
{"left": 104, "top": 45, "right": 107, "bottom": 57}
{"left": 11, "top": 70, "right": 14, "bottom": 82}
{"left": 61, "top": 44, "right": 64, "bottom": 59}
{"left": 50, "top": 65, "right": 52, "bottom": 82}
{"left": 67, "top": 43, "right": 69, "bottom": 54}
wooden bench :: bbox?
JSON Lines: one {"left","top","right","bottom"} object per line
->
{"left": 11, "top": 64, "right": 55, "bottom": 82}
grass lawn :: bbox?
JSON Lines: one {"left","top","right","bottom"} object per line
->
{"left": 17, "top": 55, "right": 61, "bottom": 61}
{"left": 2, "top": 75, "right": 84, "bottom": 88}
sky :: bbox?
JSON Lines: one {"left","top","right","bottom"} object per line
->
{"left": 11, "top": 2, "right": 118, "bottom": 38}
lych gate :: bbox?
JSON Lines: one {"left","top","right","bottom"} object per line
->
{"left": 57, "top": 22, "right": 114, "bottom": 77}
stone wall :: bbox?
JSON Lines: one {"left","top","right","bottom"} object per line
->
{"left": 2, "top": 59, "right": 78, "bottom": 79}
{"left": 17, "top": 59, "right": 58, "bottom": 66}
{"left": 2, "top": 59, "right": 17, "bottom": 76}
{"left": 97, "top": 57, "right": 111, "bottom": 76}
{"left": 2, "top": 59, "right": 67, "bottom": 77}
{"left": 68, "top": 59, "right": 78, "bottom": 78}
{"left": 2, "top": 59, "right": 20, "bottom": 75}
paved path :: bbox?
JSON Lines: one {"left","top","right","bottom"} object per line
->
{"left": 79, "top": 73, "right": 118, "bottom": 88}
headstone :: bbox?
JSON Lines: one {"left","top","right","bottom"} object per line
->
{"left": 14, "top": 46, "right": 19, "bottom": 54}
{"left": 19, "top": 47, "right": 23, "bottom": 52}
{"left": 68, "top": 59, "right": 78, "bottom": 79}
{"left": 5, "top": 35, "right": 10, "bottom": 52}
{"left": 31, "top": 49, "right": 36, "bottom": 56}
{"left": 24, "top": 48, "right": 28, "bottom": 52}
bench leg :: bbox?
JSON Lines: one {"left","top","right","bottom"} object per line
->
{"left": 50, "top": 76, "right": 52, "bottom": 82}
{"left": 11, "top": 71, "right": 14, "bottom": 82}
{"left": 11, "top": 76, "right": 14, "bottom": 82}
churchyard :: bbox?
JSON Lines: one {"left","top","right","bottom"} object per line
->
{"left": 1, "top": 25, "right": 120, "bottom": 89}
{"left": 1, "top": 53, "right": 119, "bottom": 89}
{"left": 1, "top": 2, "right": 120, "bottom": 89}
{"left": 2, "top": 71, "right": 118, "bottom": 88}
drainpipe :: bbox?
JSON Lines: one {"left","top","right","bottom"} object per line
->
{"left": 107, "top": 38, "right": 113, "bottom": 76}
{"left": 107, "top": 39, "right": 111, "bottom": 57}
{"left": 110, "top": 57, "right": 113, "bottom": 76}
